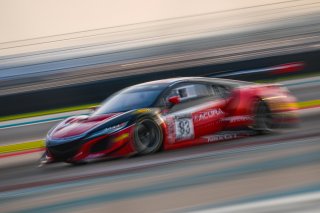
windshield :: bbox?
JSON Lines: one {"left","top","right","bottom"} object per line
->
{"left": 93, "top": 89, "right": 163, "bottom": 114}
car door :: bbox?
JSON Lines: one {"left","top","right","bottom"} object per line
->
{"left": 163, "top": 82, "right": 226, "bottom": 143}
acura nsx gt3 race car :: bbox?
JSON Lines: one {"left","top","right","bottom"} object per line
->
{"left": 41, "top": 77, "right": 298, "bottom": 164}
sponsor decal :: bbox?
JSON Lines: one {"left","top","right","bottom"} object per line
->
{"left": 194, "top": 108, "right": 224, "bottom": 122}
{"left": 204, "top": 131, "right": 254, "bottom": 143}
{"left": 134, "top": 108, "right": 151, "bottom": 114}
{"left": 174, "top": 115, "right": 194, "bottom": 140}
{"left": 112, "top": 133, "right": 129, "bottom": 143}
{"left": 222, "top": 115, "right": 253, "bottom": 123}
{"left": 165, "top": 116, "right": 176, "bottom": 143}
{"left": 206, "top": 133, "right": 237, "bottom": 142}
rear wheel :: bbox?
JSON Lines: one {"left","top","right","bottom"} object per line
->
{"left": 133, "top": 117, "right": 163, "bottom": 155}
{"left": 252, "top": 100, "right": 274, "bottom": 134}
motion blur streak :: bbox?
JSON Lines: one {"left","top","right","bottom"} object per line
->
{"left": 187, "top": 190, "right": 320, "bottom": 212}
{"left": 1, "top": 109, "right": 320, "bottom": 212}
{"left": 0, "top": 0, "right": 320, "bottom": 95}
{"left": 1, "top": 77, "right": 319, "bottom": 146}
{"left": 1, "top": 0, "right": 320, "bottom": 212}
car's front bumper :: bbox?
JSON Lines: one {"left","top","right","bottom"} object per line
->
{"left": 42, "top": 125, "right": 135, "bottom": 164}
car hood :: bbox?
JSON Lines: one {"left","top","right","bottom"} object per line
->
{"left": 49, "top": 113, "right": 120, "bottom": 140}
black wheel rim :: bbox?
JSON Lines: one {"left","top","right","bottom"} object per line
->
{"left": 134, "top": 119, "right": 161, "bottom": 153}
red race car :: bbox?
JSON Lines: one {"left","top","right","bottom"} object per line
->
{"left": 41, "top": 77, "right": 298, "bottom": 164}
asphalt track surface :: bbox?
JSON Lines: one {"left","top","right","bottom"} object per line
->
{"left": 1, "top": 109, "right": 320, "bottom": 213}
{"left": 1, "top": 79, "right": 320, "bottom": 212}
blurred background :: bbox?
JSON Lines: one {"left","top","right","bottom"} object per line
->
{"left": 1, "top": 0, "right": 320, "bottom": 212}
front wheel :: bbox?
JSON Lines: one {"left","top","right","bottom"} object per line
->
{"left": 133, "top": 117, "right": 163, "bottom": 155}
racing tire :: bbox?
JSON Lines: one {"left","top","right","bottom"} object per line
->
{"left": 252, "top": 100, "right": 274, "bottom": 134}
{"left": 133, "top": 117, "right": 163, "bottom": 155}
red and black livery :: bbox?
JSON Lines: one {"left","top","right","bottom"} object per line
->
{"left": 41, "top": 77, "right": 298, "bottom": 164}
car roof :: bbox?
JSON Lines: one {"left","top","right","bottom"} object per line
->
{"left": 132, "top": 77, "right": 252, "bottom": 90}
{"left": 124, "top": 77, "right": 191, "bottom": 92}
{"left": 137, "top": 77, "right": 191, "bottom": 86}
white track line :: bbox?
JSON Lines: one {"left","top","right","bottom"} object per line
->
{"left": 192, "top": 191, "right": 320, "bottom": 213}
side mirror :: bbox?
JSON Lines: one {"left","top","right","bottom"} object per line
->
{"left": 168, "top": 96, "right": 180, "bottom": 105}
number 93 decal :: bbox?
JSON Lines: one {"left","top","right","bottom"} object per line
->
{"left": 174, "top": 117, "right": 194, "bottom": 140}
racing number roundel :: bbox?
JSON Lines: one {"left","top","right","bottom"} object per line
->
{"left": 175, "top": 117, "right": 194, "bottom": 140}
